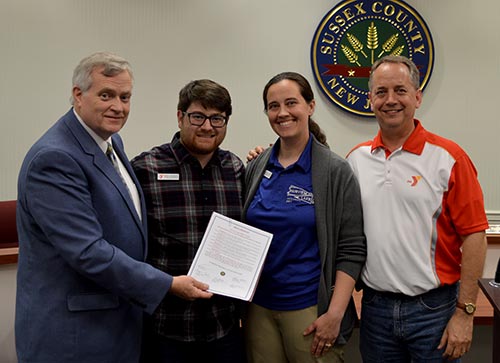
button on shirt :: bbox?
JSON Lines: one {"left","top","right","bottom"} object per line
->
{"left": 131, "top": 132, "right": 244, "bottom": 342}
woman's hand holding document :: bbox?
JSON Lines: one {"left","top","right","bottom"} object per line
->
{"left": 188, "top": 212, "right": 272, "bottom": 301}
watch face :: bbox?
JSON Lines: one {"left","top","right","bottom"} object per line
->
{"left": 465, "top": 304, "right": 475, "bottom": 314}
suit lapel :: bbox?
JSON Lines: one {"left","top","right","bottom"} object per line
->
{"left": 63, "top": 111, "right": 147, "bottom": 247}
{"left": 111, "top": 135, "right": 148, "bottom": 235}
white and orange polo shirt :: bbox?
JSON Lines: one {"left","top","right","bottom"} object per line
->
{"left": 347, "top": 120, "right": 488, "bottom": 296}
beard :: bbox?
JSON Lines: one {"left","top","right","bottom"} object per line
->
{"left": 180, "top": 131, "right": 225, "bottom": 156}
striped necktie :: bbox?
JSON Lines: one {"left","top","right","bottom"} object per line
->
{"left": 106, "top": 142, "right": 131, "bottom": 196}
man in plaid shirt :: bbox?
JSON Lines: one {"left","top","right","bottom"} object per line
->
{"left": 132, "top": 79, "right": 245, "bottom": 363}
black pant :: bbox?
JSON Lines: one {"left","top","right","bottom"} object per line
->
{"left": 140, "top": 325, "right": 246, "bottom": 363}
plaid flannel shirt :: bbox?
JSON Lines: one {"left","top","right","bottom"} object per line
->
{"left": 131, "top": 132, "right": 245, "bottom": 342}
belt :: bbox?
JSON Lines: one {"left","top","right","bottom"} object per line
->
{"left": 363, "top": 282, "right": 458, "bottom": 300}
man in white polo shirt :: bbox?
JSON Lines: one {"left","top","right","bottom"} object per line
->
{"left": 347, "top": 55, "right": 488, "bottom": 362}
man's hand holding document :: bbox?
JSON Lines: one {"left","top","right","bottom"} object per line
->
{"left": 188, "top": 212, "right": 272, "bottom": 301}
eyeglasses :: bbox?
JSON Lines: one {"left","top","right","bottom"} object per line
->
{"left": 183, "top": 112, "right": 228, "bottom": 128}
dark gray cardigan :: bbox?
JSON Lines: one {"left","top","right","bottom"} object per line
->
{"left": 242, "top": 136, "right": 366, "bottom": 344}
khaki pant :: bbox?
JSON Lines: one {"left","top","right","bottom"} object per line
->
{"left": 245, "top": 303, "right": 344, "bottom": 363}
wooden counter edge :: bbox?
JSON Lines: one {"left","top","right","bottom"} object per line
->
{"left": 487, "top": 233, "right": 500, "bottom": 244}
{"left": 0, "top": 247, "right": 19, "bottom": 265}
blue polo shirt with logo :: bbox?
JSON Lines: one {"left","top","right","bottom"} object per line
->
{"left": 246, "top": 135, "right": 320, "bottom": 310}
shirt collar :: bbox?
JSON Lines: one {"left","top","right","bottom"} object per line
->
{"left": 371, "top": 119, "right": 426, "bottom": 156}
{"left": 269, "top": 133, "right": 313, "bottom": 172}
{"left": 73, "top": 108, "right": 110, "bottom": 154}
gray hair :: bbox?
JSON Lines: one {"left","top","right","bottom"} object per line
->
{"left": 70, "top": 51, "right": 133, "bottom": 105}
{"left": 368, "top": 55, "right": 420, "bottom": 91}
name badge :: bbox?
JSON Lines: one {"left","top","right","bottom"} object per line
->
{"left": 264, "top": 170, "right": 272, "bottom": 179}
{"left": 157, "top": 173, "right": 179, "bottom": 181}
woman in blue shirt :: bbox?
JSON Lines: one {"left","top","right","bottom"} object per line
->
{"left": 243, "top": 72, "right": 366, "bottom": 363}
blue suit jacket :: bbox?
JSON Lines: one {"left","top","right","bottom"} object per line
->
{"left": 16, "top": 109, "right": 172, "bottom": 363}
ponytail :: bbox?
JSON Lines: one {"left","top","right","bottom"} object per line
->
{"left": 308, "top": 118, "right": 328, "bottom": 147}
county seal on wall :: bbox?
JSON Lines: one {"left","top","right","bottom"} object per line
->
{"left": 311, "top": 0, "right": 434, "bottom": 117}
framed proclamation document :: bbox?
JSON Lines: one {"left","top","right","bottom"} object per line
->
{"left": 188, "top": 212, "right": 273, "bottom": 301}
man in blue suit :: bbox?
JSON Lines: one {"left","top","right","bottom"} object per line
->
{"left": 15, "top": 52, "right": 213, "bottom": 363}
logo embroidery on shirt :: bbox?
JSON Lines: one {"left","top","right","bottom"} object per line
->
{"left": 286, "top": 185, "right": 314, "bottom": 204}
{"left": 407, "top": 175, "right": 422, "bottom": 187}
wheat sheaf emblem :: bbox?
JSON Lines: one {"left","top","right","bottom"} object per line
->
{"left": 311, "top": 0, "right": 433, "bottom": 116}
{"left": 341, "top": 22, "right": 405, "bottom": 66}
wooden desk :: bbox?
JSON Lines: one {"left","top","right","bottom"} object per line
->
{"left": 353, "top": 286, "right": 493, "bottom": 325}
{"left": 0, "top": 247, "right": 18, "bottom": 265}
{"left": 479, "top": 279, "right": 500, "bottom": 362}
{"left": 487, "top": 233, "right": 500, "bottom": 245}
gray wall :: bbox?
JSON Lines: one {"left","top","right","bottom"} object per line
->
{"left": 1, "top": 0, "right": 498, "bottom": 362}
{"left": 0, "top": 0, "right": 499, "bottom": 213}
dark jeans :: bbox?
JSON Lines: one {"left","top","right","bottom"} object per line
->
{"left": 141, "top": 326, "right": 246, "bottom": 363}
{"left": 360, "top": 284, "right": 460, "bottom": 363}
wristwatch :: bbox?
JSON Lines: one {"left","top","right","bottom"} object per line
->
{"left": 456, "top": 302, "right": 476, "bottom": 315}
